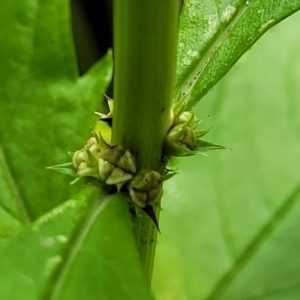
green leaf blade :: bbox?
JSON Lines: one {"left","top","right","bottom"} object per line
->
{"left": 176, "top": 0, "right": 300, "bottom": 108}
{"left": 210, "top": 185, "right": 300, "bottom": 300}
{"left": 48, "top": 193, "right": 153, "bottom": 300}
{"left": 0, "top": 187, "right": 152, "bottom": 300}
{"left": 0, "top": 185, "right": 99, "bottom": 299}
{"left": 28, "top": 0, "right": 79, "bottom": 81}
{"left": 0, "top": 0, "right": 113, "bottom": 219}
{"left": 0, "top": 145, "right": 30, "bottom": 225}
{"left": 0, "top": 207, "right": 24, "bottom": 240}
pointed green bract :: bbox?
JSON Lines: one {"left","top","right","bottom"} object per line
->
{"left": 47, "top": 163, "right": 78, "bottom": 177}
{"left": 196, "top": 139, "right": 227, "bottom": 154}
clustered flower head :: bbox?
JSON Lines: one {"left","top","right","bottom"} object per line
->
{"left": 49, "top": 95, "right": 225, "bottom": 214}
{"left": 72, "top": 132, "right": 170, "bottom": 208}
{"left": 72, "top": 134, "right": 136, "bottom": 185}
{"left": 128, "top": 169, "right": 164, "bottom": 208}
{"left": 164, "top": 98, "right": 225, "bottom": 156}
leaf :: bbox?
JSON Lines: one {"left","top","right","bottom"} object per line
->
{"left": 175, "top": 0, "right": 300, "bottom": 109}
{"left": 0, "top": 145, "right": 28, "bottom": 238}
{"left": 0, "top": 186, "right": 153, "bottom": 300}
{"left": 0, "top": 207, "right": 23, "bottom": 240}
{"left": 153, "top": 11, "right": 300, "bottom": 300}
{"left": 0, "top": 0, "right": 113, "bottom": 220}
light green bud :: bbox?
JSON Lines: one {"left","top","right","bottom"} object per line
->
{"left": 128, "top": 170, "right": 163, "bottom": 207}
{"left": 168, "top": 107, "right": 175, "bottom": 130}
{"left": 105, "top": 168, "right": 133, "bottom": 185}
{"left": 147, "top": 186, "right": 163, "bottom": 206}
{"left": 50, "top": 106, "right": 139, "bottom": 188}
{"left": 128, "top": 170, "right": 162, "bottom": 190}
{"left": 98, "top": 158, "right": 114, "bottom": 181}
{"left": 173, "top": 111, "right": 198, "bottom": 129}
{"left": 85, "top": 137, "right": 98, "bottom": 149}
{"left": 89, "top": 143, "right": 101, "bottom": 157}
{"left": 77, "top": 162, "right": 99, "bottom": 178}
{"left": 72, "top": 149, "right": 87, "bottom": 169}
{"left": 164, "top": 124, "right": 197, "bottom": 156}
{"left": 129, "top": 188, "right": 147, "bottom": 208}
{"left": 97, "top": 146, "right": 136, "bottom": 186}
{"left": 100, "top": 145, "right": 124, "bottom": 165}
{"left": 117, "top": 150, "right": 136, "bottom": 174}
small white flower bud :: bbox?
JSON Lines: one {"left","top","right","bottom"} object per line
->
{"left": 100, "top": 145, "right": 124, "bottom": 165}
{"left": 72, "top": 149, "right": 86, "bottom": 169}
{"left": 147, "top": 186, "right": 163, "bottom": 206}
{"left": 77, "top": 162, "right": 99, "bottom": 178}
{"left": 98, "top": 158, "right": 114, "bottom": 181}
{"left": 129, "top": 188, "right": 147, "bottom": 208}
{"left": 117, "top": 150, "right": 136, "bottom": 174}
{"left": 128, "top": 170, "right": 164, "bottom": 207}
{"left": 86, "top": 137, "right": 98, "bottom": 148}
{"left": 105, "top": 167, "right": 133, "bottom": 185}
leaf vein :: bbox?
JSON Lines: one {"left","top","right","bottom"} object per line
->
{"left": 0, "top": 143, "right": 31, "bottom": 223}
{"left": 206, "top": 183, "right": 300, "bottom": 299}
{"left": 43, "top": 194, "right": 109, "bottom": 300}
{"left": 176, "top": 2, "right": 251, "bottom": 106}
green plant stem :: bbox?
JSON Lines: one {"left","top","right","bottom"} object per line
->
{"left": 112, "top": 0, "right": 179, "bottom": 285}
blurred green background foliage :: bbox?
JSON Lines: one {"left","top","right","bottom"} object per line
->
{"left": 154, "top": 11, "right": 300, "bottom": 300}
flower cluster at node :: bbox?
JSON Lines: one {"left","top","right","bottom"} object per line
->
{"left": 73, "top": 135, "right": 136, "bottom": 185}
{"left": 128, "top": 170, "right": 163, "bottom": 208}
{"left": 48, "top": 95, "right": 226, "bottom": 213}
{"left": 164, "top": 98, "right": 225, "bottom": 156}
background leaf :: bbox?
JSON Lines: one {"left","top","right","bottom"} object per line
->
{"left": 0, "top": 0, "right": 113, "bottom": 222}
{"left": 0, "top": 146, "right": 26, "bottom": 238}
{"left": 153, "top": 10, "right": 300, "bottom": 300}
{"left": 0, "top": 187, "right": 153, "bottom": 300}
{"left": 175, "top": 0, "right": 300, "bottom": 109}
